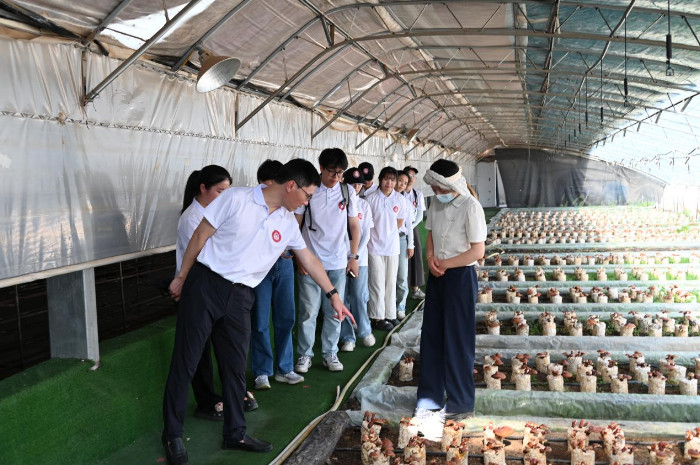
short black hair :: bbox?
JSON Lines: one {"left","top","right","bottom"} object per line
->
{"left": 429, "top": 159, "right": 459, "bottom": 178}
{"left": 396, "top": 170, "right": 410, "bottom": 181}
{"left": 378, "top": 166, "right": 398, "bottom": 182}
{"left": 257, "top": 159, "right": 283, "bottom": 183}
{"left": 358, "top": 161, "right": 375, "bottom": 180}
{"left": 319, "top": 148, "right": 349, "bottom": 171}
{"left": 403, "top": 165, "right": 419, "bottom": 175}
{"left": 274, "top": 158, "right": 321, "bottom": 188}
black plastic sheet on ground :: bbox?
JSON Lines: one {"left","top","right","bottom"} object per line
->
{"left": 494, "top": 149, "right": 664, "bottom": 207}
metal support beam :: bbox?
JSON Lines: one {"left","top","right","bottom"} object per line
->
{"left": 83, "top": 0, "right": 205, "bottom": 105}
{"left": 171, "top": 0, "right": 253, "bottom": 71}
{"left": 85, "top": 0, "right": 134, "bottom": 43}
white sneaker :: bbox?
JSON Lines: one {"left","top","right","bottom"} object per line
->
{"left": 323, "top": 354, "right": 344, "bottom": 372}
{"left": 274, "top": 371, "right": 304, "bottom": 385}
{"left": 254, "top": 375, "right": 270, "bottom": 390}
{"left": 414, "top": 407, "right": 445, "bottom": 442}
{"left": 294, "top": 355, "right": 312, "bottom": 373}
{"left": 340, "top": 341, "right": 355, "bottom": 352}
{"left": 397, "top": 310, "right": 406, "bottom": 320}
{"left": 361, "top": 334, "right": 376, "bottom": 347}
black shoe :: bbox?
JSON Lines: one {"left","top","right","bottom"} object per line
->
{"left": 244, "top": 391, "right": 258, "bottom": 412}
{"left": 372, "top": 319, "right": 394, "bottom": 331}
{"left": 162, "top": 436, "right": 189, "bottom": 465}
{"left": 194, "top": 405, "right": 224, "bottom": 422}
{"left": 388, "top": 319, "right": 401, "bottom": 328}
{"left": 222, "top": 434, "right": 273, "bottom": 453}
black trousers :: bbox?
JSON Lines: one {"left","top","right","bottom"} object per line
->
{"left": 191, "top": 337, "right": 222, "bottom": 410}
{"left": 163, "top": 262, "right": 254, "bottom": 441}
{"left": 416, "top": 265, "right": 477, "bottom": 413}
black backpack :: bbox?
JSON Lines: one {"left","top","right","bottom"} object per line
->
{"left": 301, "top": 182, "right": 352, "bottom": 240}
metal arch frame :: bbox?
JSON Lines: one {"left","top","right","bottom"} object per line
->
{"left": 587, "top": 92, "right": 700, "bottom": 147}
{"left": 170, "top": 0, "right": 255, "bottom": 72}
{"left": 235, "top": 24, "right": 700, "bottom": 133}
{"left": 82, "top": 0, "right": 207, "bottom": 105}
{"left": 84, "top": 0, "right": 135, "bottom": 43}
{"left": 537, "top": 0, "right": 562, "bottom": 120}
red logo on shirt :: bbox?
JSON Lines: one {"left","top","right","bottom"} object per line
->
{"left": 338, "top": 202, "right": 346, "bottom": 210}
{"left": 393, "top": 206, "right": 399, "bottom": 213}
{"left": 272, "top": 230, "right": 282, "bottom": 242}
{"left": 358, "top": 212, "right": 363, "bottom": 220}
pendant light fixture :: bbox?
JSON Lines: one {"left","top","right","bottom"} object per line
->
{"left": 624, "top": 19, "right": 629, "bottom": 106}
{"left": 666, "top": 0, "right": 674, "bottom": 76}
{"left": 585, "top": 75, "right": 589, "bottom": 127}
{"left": 600, "top": 59, "right": 604, "bottom": 126}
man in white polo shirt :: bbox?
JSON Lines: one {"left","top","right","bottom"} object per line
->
{"left": 163, "top": 159, "right": 354, "bottom": 465}
{"left": 294, "top": 148, "right": 361, "bottom": 373}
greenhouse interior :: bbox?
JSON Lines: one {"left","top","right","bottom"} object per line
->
{"left": 1, "top": 0, "right": 700, "bottom": 464}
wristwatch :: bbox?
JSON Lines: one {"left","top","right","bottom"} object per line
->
{"left": 325, "top": 288, "right": 338, "bottom": 299}
{"left": 348, "top": 253, "right": 360, "bottom": 260}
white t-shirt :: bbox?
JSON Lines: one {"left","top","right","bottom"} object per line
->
{"left": 198, "top": 185, "right": 306, "bottom": 287}
{"left": 425, "top": 193, "right": 487, "bottom": 266}
{"left": 176, "top": 198, "right": 204, "bottom": 273}
{"left": 295, "top": 182, "right": 358, "bottom": 270}
{"left": 346, "top": 196, "right": 374, "bottom": 267}
{"left": 366, "top": 189, "right": 407, "bottom": 256}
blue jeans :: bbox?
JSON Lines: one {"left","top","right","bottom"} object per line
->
{"left": 340, "top": 265, "right": 370, "bottom": 343}
{"left": 250, "top": 256, "right": 295, "bottom": 376}
{"left": 297, "top": 269, "right": 346, "bottom": 357}
{"left": 396, "top": 234, "right": 409, "bottom": 313}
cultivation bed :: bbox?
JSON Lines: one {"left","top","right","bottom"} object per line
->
{"left": 327, "top": 422, "right": 688, "bottom": 465}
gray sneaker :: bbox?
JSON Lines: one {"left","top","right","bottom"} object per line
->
{"left": 294, "top": 355, "right": 312, "bottom": 373}
{"left": 274, "top": 371, "right": 304, "bottom": 385}
{"left": 322, "top": 353, "right": 343, "bottom": 372}
{"left": 254, "top": 375, "right": 270, "bottom": 390}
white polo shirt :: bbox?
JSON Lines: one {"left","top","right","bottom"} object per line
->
{"left": 405, "top": 188, "right": 426, "bottom": 229}
{"left": 360, "top": 183, "right": 378, "bottom": 198}
{"left": 397, "top": 193, "right": 414, "bottom": 235}
{"left": 346, "top": 196, "right": 373, "bottom": 267}
{"left": 366, "top": 189, "right": 407, "bottom": 256}
{"left": 176, "top": 198, "right": 204, "bottom": 273}
{"left": 295, "top": 182, "right": 358, "bottom": 270}
{"left": 198, "top": 185, "right": 306, "bottom": 287}
{"left": 425, "top": 193, "right": 487, "bottom": 266}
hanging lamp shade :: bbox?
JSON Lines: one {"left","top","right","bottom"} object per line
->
{"left": 196, "top": 50, "right": 240, "bottom": 93}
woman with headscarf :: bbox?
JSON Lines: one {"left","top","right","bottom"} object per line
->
{"left": 412, "top": 159, "right": 486, "bottom": 441}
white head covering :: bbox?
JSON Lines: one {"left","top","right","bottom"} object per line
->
{"left": 423, "top": 165, "right": 471, "bottom": 197}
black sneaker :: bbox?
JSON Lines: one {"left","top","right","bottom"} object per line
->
{"left": 162, "top": 436, "right": 189, "bottom": 465}
{"left": 372, "top": 319, "right": 394, "bottom": 331}
{"left": 387, "top": 319, "right": 401, "bottom": 328}
{"left": 222, "top": 434, "right": 273, "bottom": 453}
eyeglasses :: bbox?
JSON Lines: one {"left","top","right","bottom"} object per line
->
{"left": 325, "top": 168, "right": 344, "bottom": 178}
{"left": 296, "top": 182, "right": 313, "bottom": 200}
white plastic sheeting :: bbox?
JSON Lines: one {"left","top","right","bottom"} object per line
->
{"left": 0, "top": 38, "right": 470, "bottom": 282}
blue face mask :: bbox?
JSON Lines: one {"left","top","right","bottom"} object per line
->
{"left": 436, "top": 193, "right": 457, "bottom": 203}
